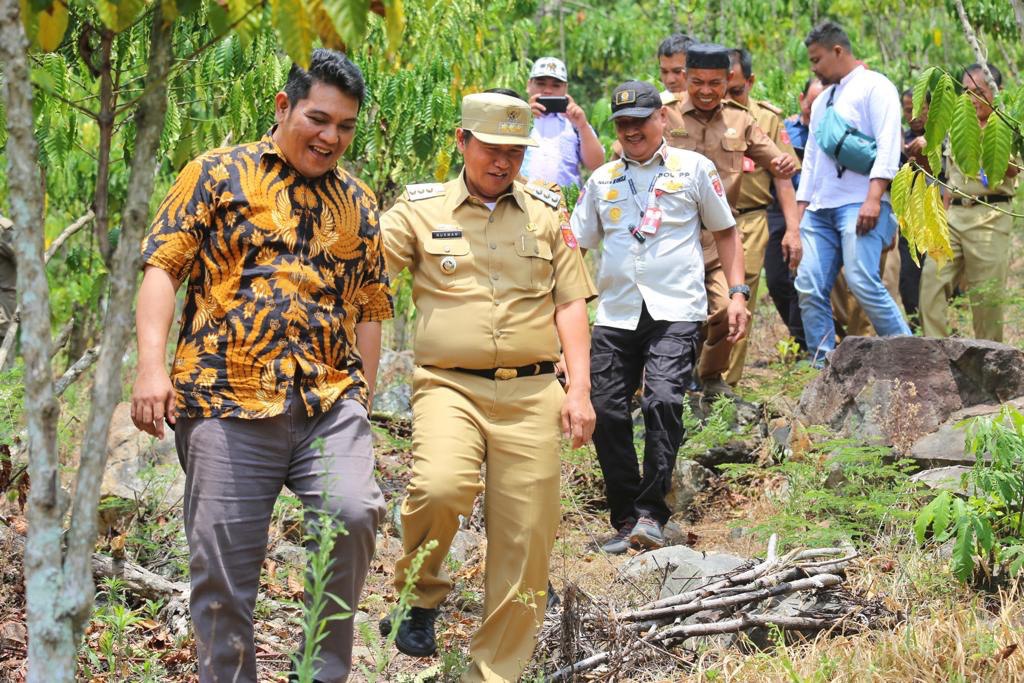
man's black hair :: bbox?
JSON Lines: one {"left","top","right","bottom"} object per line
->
{"left": 729, "top": 48, "right": 753, "bottom": 79}
{"left": 902, "top": 87, "right": 913, "bottom": 100}
{"left": 803, "top": 77, "right": 821, "bottom": 95}
{"left": 658, "top": 33, "right": 694, "bottom": 58}
{"left": 804, "top": 20, "right": 852, "bottom": 52}
{"left": 962, "top": 62, "right": 1003, "bottom": 88}
{"left": 283, "top": 48, "right": 365, "bottom": 108}
{"left": 485, "top": 87, "right": 525, "bottom": 100}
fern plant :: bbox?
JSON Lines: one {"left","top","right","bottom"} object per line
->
{"left": 915, "top": 405, "right": 1024, "bottom": 583}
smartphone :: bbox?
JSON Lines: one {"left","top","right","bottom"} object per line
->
{"left": 537, "top": 96, "right": 568, "bottom": 114}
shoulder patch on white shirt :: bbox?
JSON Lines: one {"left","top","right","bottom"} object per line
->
{"left": 405, "top": 183, "right": 445, "bottom": 201}
{"left": 522, "top": 182, "right": 561, "bottom": 209}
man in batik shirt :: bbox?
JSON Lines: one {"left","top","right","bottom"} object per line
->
{"left": 131, "top": 49, "right": 392, "bottom": 683}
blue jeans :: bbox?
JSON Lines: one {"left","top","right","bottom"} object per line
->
{"left": 795, "top": 202, "right": 911, "bottom": 363}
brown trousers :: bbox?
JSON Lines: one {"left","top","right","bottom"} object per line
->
{"left": 175, "top": 397, "right": 385, "bottom": 683}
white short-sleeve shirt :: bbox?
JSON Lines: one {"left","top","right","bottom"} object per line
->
{"left": 570, "top": 142, "right": 735, "bottom": 330}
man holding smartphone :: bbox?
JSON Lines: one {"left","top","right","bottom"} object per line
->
{"left": 522, "top": 56, "right": 606, "bottom": 187}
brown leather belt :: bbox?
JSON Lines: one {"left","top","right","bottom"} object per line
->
{"left": 448, "top": 361, "right": 556, "bottom": 380}
{"left": 952, "top": 194, "right": 1012, "bottom": 206}
{"left": 736, "top": 205, "right": 768, "bottom": 215}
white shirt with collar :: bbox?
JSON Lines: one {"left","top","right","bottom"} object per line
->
{"left": 570, "top": 141, "right": 735, "bottom": 330}
{"left": 797, "top": 65, "right": 903, "bottom": 211}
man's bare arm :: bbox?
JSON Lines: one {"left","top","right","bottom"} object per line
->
{"left": 131, "top": 265, "right": 179, "bottom": 437}
{"left": 554, "top": 298, "right": 595, "bottom": 449}
{"left": 356, "top": 321, "right": 382, "bottom": 412}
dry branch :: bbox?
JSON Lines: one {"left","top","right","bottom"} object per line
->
{"left": 53, "top": 346, "right": 101, "bottom": 398}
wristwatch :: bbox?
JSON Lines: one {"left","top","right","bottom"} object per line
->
{"left": 728, "top": 284, "right": 751, "bottom": 300}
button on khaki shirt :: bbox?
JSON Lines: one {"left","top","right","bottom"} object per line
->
{"left": 382, "top": 172, "right": 596, "bottom": 369}
{"left": 736, "top": 99, "right": 798, "bottom": 210}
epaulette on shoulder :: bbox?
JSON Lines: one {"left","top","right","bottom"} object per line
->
{"left": 660, "top": 90, "right": 677, "bottom": 105}
{"left": 405, "top": 183, "right": 446, "bottom": 201}
{"left": 724, "top": 99, "right": 749, "bottom": 112}
{"left": 758, "top": 99, "right": 783, "bottom": 116}
{"left": 522, "top": 180, "right": 561, "bottom": 209}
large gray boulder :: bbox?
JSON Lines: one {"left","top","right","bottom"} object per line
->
{"left": 798, "top": 337, "right": 1024, "bottom": 451}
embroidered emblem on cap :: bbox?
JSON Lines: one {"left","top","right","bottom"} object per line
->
{"left": 614, "top": 90, "right": 636, "bottom": 106}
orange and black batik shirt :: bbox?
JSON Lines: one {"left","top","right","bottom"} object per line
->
{"left": 141, "top": 131, "right": 394, "bottom": 420}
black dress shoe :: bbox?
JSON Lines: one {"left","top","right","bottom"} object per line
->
{"left": 287, "top": 670, "right": 324, "bottom": 683}
{"left": 378, "top": 606, "right": 439, "bottom": 657}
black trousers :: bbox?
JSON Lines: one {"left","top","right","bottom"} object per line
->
{"left": 590, "top": 306, "right": 699, "bottom": 530}
{"left": 765, "top": 207, "right": 807, "bottom": 350}
{"left": 898, "top": 234, "right": 923, "bottom": 326}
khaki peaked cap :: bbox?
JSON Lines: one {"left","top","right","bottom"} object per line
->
{"left": 461, "top": 93, "right": 537, "bottom": 146}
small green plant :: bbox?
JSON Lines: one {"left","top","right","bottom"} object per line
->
{"left": 82, "top": 576, "right": 166, "bottom": 682}
{"left": 914, "top": 405, "right": 1024, "bottom": 583}
{"left": 679, "top": 395, "right": 740, "bottom": 458}
{"left": 358, "top": 539, "right": 439, "bottom": 682}
{"left": 723, "top": 439, "right": 916, "bottom": 548}
{"left": 775, "top": 337, "right": 803, "bottom": 366}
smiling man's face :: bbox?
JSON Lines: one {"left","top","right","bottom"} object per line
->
{"left": 273, "top": 81, "right": 359, "bottom": 178}
{"left": 456, "top": 129, "right": 526, "bottom": 201}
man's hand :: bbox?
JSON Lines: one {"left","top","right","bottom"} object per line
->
{"left": 131, "top": 365, "right": 176, "bottom": 438}
{"left": 769, "top": 153, "right": 799, "bottom": 178}
{"left": 781, "top": 229, "right": 803, "bottom": 270}
{"left": 904, "top": 135, "right": 926, "bottom": 156}
{"left": 856, "top": 196, "right": 882, "bottom": 235}
{"left": 726, "top": 296, "right": 751, "bottom": 343}
{"left": 529, "top": 93, "right": 547, "bottom": 118}
{"left": 565, "top": 95, "right": 588, "bottom": 129}
{"left": 561, "top": 386, "right": 596, "bottom": 449}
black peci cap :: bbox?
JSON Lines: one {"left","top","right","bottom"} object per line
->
{"left": 610, "top": 80, "right": 661, "bottom": 120}
{"left": 686, "top": 43, "right": 731, "bottom": 70}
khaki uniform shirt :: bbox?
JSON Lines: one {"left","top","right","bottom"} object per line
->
{"left": 661, "top": 90, "right": 687, "bottom": 132}
{"left": 945, "top": 150, "right": 1018, "bottom": 232}
{"left": 736, "top": 99, "right": 798, "bottom": 210}
{"left": 665, "top": 98, "right": 784, "bottom": 210}
{"left": 381, "top": 172, "right": 595, "bottom": 369}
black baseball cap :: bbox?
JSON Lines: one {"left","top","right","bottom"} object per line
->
{"left": 610, "top": 80, "right": 661, "bottom": 120}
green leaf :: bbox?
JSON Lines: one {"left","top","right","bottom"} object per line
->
{"left": 271, "top": 0, "right": 314, "bottom": 68}
{"left": 915, "top": 490, "right": 951, "bottom": 544}
{"left": 973, "top": 516, "right": 994, "bottom": 554}
{"left": 950, "top": 93, "right": 982, "bottom": 177}
{"left": 980, "top": 112, "right": 1013, "bottom": 188}
{"left": 96, "top": 0, "right": 147, "bottom": 33}
{"left": 912, "top": 67, "right": 936, "bottom": 120}
{"left": 951, "top": 515, "right": 975, "bottom": 582}
{"left": 321, "top": 0, "right": 370, "bottom": 49}
{"left": 932, "top": 490, "right": 952, "bottom": 541}
{"left": 924, "top": 72, "right": 954, "bottom": 157}
{"left": 890, "top": 163, "right": 914, "bottom": 216}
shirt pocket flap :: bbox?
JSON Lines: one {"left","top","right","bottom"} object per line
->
{"left": 424, "top": 238, "right": 470, "bottom": 256}
{"left": 514, "top": 234, "right": 553, "bottom": 260}
{"left": 721, "top": 136, "right": 748, "bottom": 152}
{"left": 600, "top": 188, "right": 629, "bottom": 202}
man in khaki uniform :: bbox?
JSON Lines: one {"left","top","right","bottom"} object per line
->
{"left": 379, "top": 93, "right": 596, "bottom": 682}
{"left": 724, "top": 48, "right": 802, "bottom": 385}
{"left": 920, "top": 63, "right": 1018, "bottom": 341}
{"left": 666, "top": 44, "right": 798, "bottom": 396}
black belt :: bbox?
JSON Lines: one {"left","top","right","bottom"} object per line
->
{"left": 448, "top": 361, "right": 556, "bottom": 380}
{"left": 736, "top": 205, "right": 768, "bottom": 215}
{"left": 952, "top": 194, "right": 1012, "bottom": 206}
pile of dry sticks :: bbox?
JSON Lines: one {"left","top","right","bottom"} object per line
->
{"left": 543, "top": 535, "right": 903, "bottom": 680}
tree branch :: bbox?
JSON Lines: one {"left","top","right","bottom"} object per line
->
{"left": 53, "top": 346, "right": 100, "bottom": 398}
{"left": 61, "top": 10, "right": 174, "bottom": 640}
{"left": 953, "top": 0, "right": 999, "bottom": 94}
{"left": 0, "top": 0, "right": 74, "bottom": 673}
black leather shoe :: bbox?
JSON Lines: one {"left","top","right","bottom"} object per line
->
{"left": 287, "top": 671, "right": 324, "bottom": 682}
{"left": 379, "top": 606, "right": 438, "bottom": 657}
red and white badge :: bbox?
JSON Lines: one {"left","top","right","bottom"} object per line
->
{"left": 639, "top": 206, "right": 663, "bottom": 235}
{"left": 742, "top": 156, "right": 756, "bottom": 173}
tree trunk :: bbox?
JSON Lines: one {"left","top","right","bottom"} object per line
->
{"left": 953, "top": 0, "right": 999, "bottom": 94}
{"left": 0, "top": 0, "right": 74, "bottom": 679}
{"left": 60, "top": 10, "right": 174, "bottom": 642}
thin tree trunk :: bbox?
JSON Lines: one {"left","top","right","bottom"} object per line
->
{"left": 0, "top": 0, "right": 73, "bottom": 679}
{"left": 1010, "top": 0, "right": 1024, "bottom": 44}
{"left": 953, "top": 0, "right": 999, "bottom": 94}
{"left": 92, "top": 29, "right": 115, "bottom": 263}
{"left": 60, "top": 10, "right": 174, "bottom": 640}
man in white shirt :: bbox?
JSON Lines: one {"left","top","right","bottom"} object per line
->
{"left": 795, "top": 21, "right": 911, "bottom": 364}
{"left": 571, "top": 80, "right": 749, "bottom": 553}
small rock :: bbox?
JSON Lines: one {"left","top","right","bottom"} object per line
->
{"left": 622, "top": 545, "right": 748, "bottom": 598}
{"left": 449, "top": 529, "right": 482, "bottom": 564}
{"left": 910, "top": 466, "right": 973, "bottom": 494}
{"left": 694, "top": 440, "right": 756, "bottom": 468}
{"left": 270, "top": 541, "right": 306, "bottom": 567}
{"left": 666, "top": 460, "right": 715, "bottom": 513}
{"left": 746, "top": 589, "right": 850, "bottom": 648}
{"left": 823, "top": 462, "right": 847, "bottom": 489}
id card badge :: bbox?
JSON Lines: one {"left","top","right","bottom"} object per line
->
{"left": 639, "top": 206, "right": 663, "bottom": 234}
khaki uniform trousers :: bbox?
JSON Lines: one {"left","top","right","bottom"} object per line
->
{"left": 725, "top": 209, "right": 769, "bottom": 385}
{"left": 394, "top": 366, "right": 565, "bottom": 682}
{"left": 697, "top": 230, "right": 732, "bottom": 382}
{"left": 831, "top": 246, "right": 902, "bottom": 337}
{"left": 919, "top": 204, "right": 1013, "bottom": 341}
